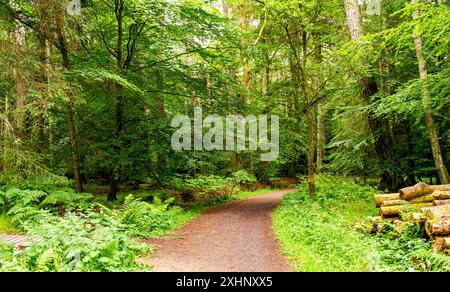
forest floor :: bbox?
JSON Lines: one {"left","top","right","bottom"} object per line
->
{"left": 142, "top": 188, "right": 295, "bottom": 272}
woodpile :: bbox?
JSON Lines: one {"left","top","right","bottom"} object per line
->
{"left": 371, "top": 182, "right": 450, "bottom": 253}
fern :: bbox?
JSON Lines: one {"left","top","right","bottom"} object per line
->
{"left": 7, "top": 206, "right": 48, "bottom": 226}
{"left": 4, "top": 188, "right": 46, "bottom": 207}
{"left": 0, "top": 191, "right": 5, "bottom": 207}
{"left": 41, "top": 191, "right": 93, "bottom": 207}
{"left": 36, "top": 249, "right": 63, "bottom": 272}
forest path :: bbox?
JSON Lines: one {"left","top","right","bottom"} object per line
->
{"left": 143, "top": 188, "right": 295, "bottom": 272}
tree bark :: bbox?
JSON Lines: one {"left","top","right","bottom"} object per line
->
{"left": 316, "top": 100, "right": 325, "bottom": 174}
{"left": 374, "top": 193, "right": 401, "bottom": 208}
{"left": 37, "top": 37, "right": 51, "bottom": 153}
{"left": 234, "top": 4, "right": 250, "bottom": 171}
{"left": 221, "top": 0, "right": 229, "bottom": 17}
{"left": 343, "top": 0, "right": 404, "bottom": 192}
{"left": 434, "top": 236, "right": 450, "bottom": 250}
{"left": 257, "top": 38, "right": 270, "bottom": 183}
{"left": 301, "top": 30, "right": 316, "bottom": 196}
{"left": 55, "top": 11, "right": 83, "bottom": 192}
{"left": 289, "top": 56, "right": 300, "bottom": 112}
{"left": 411, "top": 0, "right": 450, "bottom": 184}
{"left": 109, "top": 0, "right": 125, "bottom": 201}
{"left": 14, "top": 10, "right": 25, "bottom": 139}
{"left": 426, "top": 219, "right": 450, "bottom": 236}
{"left": 155, "top": 69, "right": 165, "bottom": 118}
{"left": 380, "top": 203, "right": 433, "bottom": 217}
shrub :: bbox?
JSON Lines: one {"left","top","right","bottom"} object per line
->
{"left": 231, "top": 170, "right": 257, "bottom": 186}
{"left": 41, "top": 190, "right": 94, "bottom": 210}
{"left": 170, "top": 175, "right": 233, "bottom": 203}
{"left": 2, "top": 188, "right": 48, "bottom": 226}
{"left": 116, "top": 195, "right": 183, "bottom": 238}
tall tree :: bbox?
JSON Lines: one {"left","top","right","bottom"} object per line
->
{"left": 411, "top": 0, "right": 449, "bottom": 184}
{"left": 54, "top": 6, "right": 84, "bottom": 192}
{"left": 13, "top": 7, "right": 25, "bottom": 139}
{"left": 343, "top": 0, "right": 404, "bottom": 191}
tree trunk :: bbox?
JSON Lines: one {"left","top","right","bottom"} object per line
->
{"left": 37, "top": 38, "right": 51, "bottom": 153}
{"left": 221, "top": 0, "right": 229, "bottom": 17}
{"left": 108, "top": 0, "right": 127, "bottom": 201}
{"left": 234, "top": 4, "right": 250, "bottom": 171}
{"left": 381, "top": 200, "right": 409, "bottom": 207}
{"left": 343, "top": 0, "right": 404, "bottom": 192}
{"left": 301, "top": 30, "right": 316, "bottom": 196}
{"left": 14, "top": 11, "right": 25, "bottom": 139}
{"left": 67, "top": 98, "right": 83, "bottom": 192}
{"left": 289, "top": 56, "right": 300, "bottom": 112}
{"left": 257, "top": 40, "right": 270, "bottom": 183}
{"left": 155, "top": 69, "right": 165, "bottom": 118}
{"left": 411, "top": 0, "right": 450, "bottom": 184}
{"left": 55, "top": 13, "right": 83, "bottom": 192}
{"left": 316, "top": 100, "right": 325, "bottom": 174}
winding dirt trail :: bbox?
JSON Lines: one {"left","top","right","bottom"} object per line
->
{"left": 144, "top": 188, "right": 295, "bottom": 272}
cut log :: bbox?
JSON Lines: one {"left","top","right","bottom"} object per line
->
{"left": 399, "top": 182, "right": 433, "bottom": 200}
{"left": 432, "top": 190, "right": 450, "bottom": 200}
{"left": 369, "top": 216, "right": 398, "bottom": 224}
{"left": 381, "top": 200, "right": 409, "bottom": 207}
{"left": 434, "top": 200, "right": 450, "bottom": 206}
{"left": 425, "top": 205, "right": 450, "bottom": 221}
{"left": 373, "top": 193, "right": 400, "bottom": 208}
{"left": 426, "top": 219, "right": 450, "bottom": 236}
{"left": 369, "top": 216, "right": 399, "bottom": 234}
{"left": 380, "top": 203, "right": 433, "bottom": 217}
{"left": 433, "top": 185, "right": 450, "bottom": 192}
{"left": 405, "top": 212, "right": 427, "bottom": 224}
{"left": 393, "top": 219, "right": 408, "bottom": 234}
{"left": 434, "top": 236, "right": 450, "bottom": 250}
{"left": 410, "top": 194, "right": 435, "bottom": 203}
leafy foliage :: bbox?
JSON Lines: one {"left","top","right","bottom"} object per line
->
{"left": 116, "top": 194, "right": 181, "bottom": 238}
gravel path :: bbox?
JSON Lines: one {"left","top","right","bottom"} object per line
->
{"left": 144, "top": 188, "right": 295, "bottom": 272}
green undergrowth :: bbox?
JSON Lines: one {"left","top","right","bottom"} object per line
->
{"left": 273, "top": 175, "right": 450, "bottom": 272}
{"left": 0, "top": 214, "right": 18, "bottom": 234}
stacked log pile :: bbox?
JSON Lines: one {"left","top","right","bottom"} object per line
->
{"left": 371, "top": 182, "right": 450, "bottom": 253}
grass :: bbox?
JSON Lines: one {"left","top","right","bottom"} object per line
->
{"left": 273, "top": 176, "right": 378, "bottom": 271}
{"left": 0, "top": 214, "right": 18, "bottom": 234}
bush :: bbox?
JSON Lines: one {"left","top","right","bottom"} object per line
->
{"left": 169, "top": 175, "right": 233, "bottom": 203}
{"left": 1, "top": 188, "right": 48, "bottom": 226}
{"left": 41, "top": 190, "right": 94, "bottom": 210}
{"left": 116, "top": 195, "right": 184, "bottom": 238}
{"left": 231, "top": 170, "right": 257, "bottom": 186}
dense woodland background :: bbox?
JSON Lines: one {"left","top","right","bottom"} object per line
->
{"left": 0, "top": 0, "right": 449, "bottom": 272}
{"left": 0, "top": 0, "right": 449, "bottom": 198}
